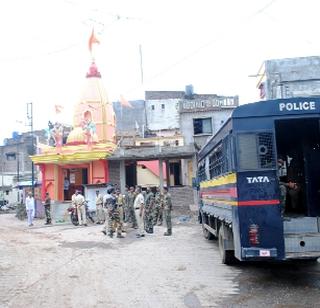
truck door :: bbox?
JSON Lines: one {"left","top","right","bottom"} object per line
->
{"left": 304, "top": 137, "right": 320, "bottom": 217}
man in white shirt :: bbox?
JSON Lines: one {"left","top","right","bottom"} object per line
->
{"left": 25, "top": 192, "right": 35, "bottom": 227}
{"left": 73, "top": 190, "right": 87, "bottom": 226}
{"left": 134, "top": 187, "right": 145, "bottom": 238}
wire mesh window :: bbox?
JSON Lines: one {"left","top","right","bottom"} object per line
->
{"left": 208, "top": 136, "right": 234, "bottom": 179}
{"left": 209, "top": 145, "right": 224, "bottom": 178}
{"left": 238, "top": 132, "right": 275, "bottom": 170}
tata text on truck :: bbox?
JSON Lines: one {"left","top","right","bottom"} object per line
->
{"left": 197, "top": 97, "right": 320, "bottom": 264}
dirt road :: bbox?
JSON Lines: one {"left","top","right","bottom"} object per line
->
{"left": 0, "top": 214, "right": 239, "bottom": 308}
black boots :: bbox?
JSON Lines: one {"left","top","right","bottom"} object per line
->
{"left": 164, "top": 229, "right": 172, "bottom": 236}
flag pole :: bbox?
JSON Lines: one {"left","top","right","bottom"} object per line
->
{"left": 139, "top": 44, "right": 144, "bottom": 86}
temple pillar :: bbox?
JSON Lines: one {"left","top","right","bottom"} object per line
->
{"left": 40, "top": 164, "right": 46, "bottom": 200}
{"left": 104, "top": 160, "right": 109, "bottom": 183}
{"left": 159, "top": 159, "right": 164, "bottom": 190}
{"left": 119, "top": 160, "right": 126, "bottom": 193}
{"left": 165, "top": 159, "right": 170, "bottom": 187}
{"left": 54, "top": 165, "right": 59, "bottom": 201}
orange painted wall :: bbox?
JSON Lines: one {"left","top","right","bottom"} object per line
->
{"left": 92, "top": 160, "right": 106, "bottom": 184}
{"left": 45, "top": 164, "right": 55, "bottom": 200}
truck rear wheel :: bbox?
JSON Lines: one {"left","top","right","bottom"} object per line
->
{"left": 218, "top": 226, "right": 235, "bottom": 265}
{"left": 202, "top": 214, "right": 214, "bottom": 240}
{"left": 202, "top": 221, "right": 214, "bottom": 240}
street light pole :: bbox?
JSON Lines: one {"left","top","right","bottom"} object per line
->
{"left": 27, "top": 102, "right": 35, "bottom": 197}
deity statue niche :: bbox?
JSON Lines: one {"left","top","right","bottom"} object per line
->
{"left": 51, "top": 122, "right": 64, "bottom": 149}
{"left": 80, "top": 110, "right": 97, "bottom": 146}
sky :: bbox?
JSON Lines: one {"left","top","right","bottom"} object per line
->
{"left": 1, "top": 0, "right": 320, "bottom": 144}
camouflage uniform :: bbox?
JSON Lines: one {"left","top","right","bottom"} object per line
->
{"left": 104, "top": 192, "right": 122, "bottom": 238}
{"left": 127, "top": 190, "right": 137, "bottom": 228}
{"left": 163, "top": 191, "right": 172, "bottom": 236}
{"left": 153, "top": 190, "right": 163, "bottom": 226}
{"left": 116, "top": 192, "right": 125, "bottom": 232}
{"left": 44, "top": 193, "right": 51, "bottom": 224}
{"left": 123, "top": 189, "right": 130, "bottom": 223}
{"left": 144, "top": 190, "right": 155, "bottom": 233}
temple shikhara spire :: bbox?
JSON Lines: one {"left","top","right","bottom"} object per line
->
{"left": 30, "top": 30, "right": 116, "bottom": 202}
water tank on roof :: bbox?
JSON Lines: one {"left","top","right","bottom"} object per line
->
{"left": 185, "top": 84, "right": 194, "bottom": 97}
{"left": 12, "top": 131, "right": 20, "bottom": 140}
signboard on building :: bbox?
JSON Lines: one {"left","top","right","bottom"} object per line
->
{"left": 180, "top": 96, "right": 239, "bottom": 113}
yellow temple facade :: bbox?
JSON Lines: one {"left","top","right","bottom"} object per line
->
{"left": 31, "top": 61, "right": 116, "bottom": 201}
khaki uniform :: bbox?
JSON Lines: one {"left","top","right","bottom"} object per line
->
{"left": 95, "top": 193, "right": 104, "bottom": 223}
{"left": 73, "top": 193, "right": 86, "bottom": 225}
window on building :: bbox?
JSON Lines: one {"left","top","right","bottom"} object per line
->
{"left": 151, "top": 105, "right": 155, "bottom": 110}
{"left": 161, "top": 104, "right": 165, "bottom": 110}
{"left": 6, "top": 152, "right": 16, "bottom": 161}
{"left": 193, "top": 118, "right": 212, "bottom": 135}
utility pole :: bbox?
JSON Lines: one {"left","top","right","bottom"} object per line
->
{"left": 27, "top": 102, "right": 35, "bottom": 197}
{"left": 1, "top": 146, "right": 4, "bottom": 205}
{"left": 139, "top": 44, "right": 144, "bottom": 86}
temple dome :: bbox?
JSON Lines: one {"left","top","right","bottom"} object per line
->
{"left": 66, "top": 61, "right": 115, "bottom": 145}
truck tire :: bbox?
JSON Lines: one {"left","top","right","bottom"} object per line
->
{"left": 202, "top": 213, "right": 214, "bottom": 240}
{"left": 218, "top": 226, "right": 235, "bottom": 265}
{"left": 202, "top": 221, "right": 214, "bottom": 240}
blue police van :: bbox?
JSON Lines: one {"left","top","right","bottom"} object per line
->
{"left": 197, "top": 97, "right": 320, "bottom": 264}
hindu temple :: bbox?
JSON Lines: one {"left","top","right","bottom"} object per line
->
{"left": 31, "top": 48, "right": 116, "bottom": 201}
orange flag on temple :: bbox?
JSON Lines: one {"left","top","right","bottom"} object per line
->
{"left": 88, "top": 28, "right": 100, "bottom": 52}
{"left": 119, "top": 95, "right": 133, "bottom": 108}
{"left": 54, "top": 104, "right": 64, "bottom": 114}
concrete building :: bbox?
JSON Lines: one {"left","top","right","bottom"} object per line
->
{"left": 256, "top": 56, "right": 320, "bottom": 100}
{"left": 112, "top": 100, "right": 146, "bottom": 139}
{"left": 145, "top": 91, "right": 182, "bottom": 133}
{"left": 179, "top": 93, "right": 238, "bottom": 149}
{"left": 0, "top": 130, "right": 47, "bottom": 205}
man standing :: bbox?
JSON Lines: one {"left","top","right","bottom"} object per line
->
{"left": 43, "top": 192, "right": 52, "bottom": 225}
{"left": 127, "top": 186, "right": 137, "bottom": 228}
{"left": 95, "top": 190, "right": 104, "bottom": 224}
{"left": 123, "top": 186, "right": 130, "bottom": 223}
{"left": 102, "top": 187, "right": 123, "bottom": 238}
{"left": 144, "top": 187, "right": 155, "bottom": 233}
{"left": 163, "top": 187, "right": 173, "bottom": 236}
{"left": 134, "top": 187, "right": 145, "bottom": 238}
{"left": 74, "top": 190, "right": 87, "bottom": 226}
{"left": 25, "top": 192, "right": 35, "bottom": 227}
{"left": 116, "top": 189, "right": 125, "bottom": 232}
{"left": 153, "top": 186, "right": 163, "bottom": 226}
{"left": 64, "top": 177, "right": 70, "bottom": 200}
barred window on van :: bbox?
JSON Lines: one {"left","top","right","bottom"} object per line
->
{"left": 238, "top": 132, "right": 275, "bottom": 170}
{"left": 209, "top": 145, "right": 224, "bottom": 178}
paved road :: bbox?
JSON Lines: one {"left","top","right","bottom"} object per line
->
{"left": 0, "top": 213, "right": 319, "bottom": 308}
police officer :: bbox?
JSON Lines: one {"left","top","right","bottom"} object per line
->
{"left": 116, "top": 189, "right": 125, "bottom": 233}
{"left": 153, "top": 186, "right": 163, "bottom": 226}
{"left": 127, "top": 186, "right": 138, "bottom": 228}
{"left": 43, "top": 192, "right": 52, "bottom": 225}
{"left": 73, "top": 190, "right": 87, "bottom": 226}
{"left": 95, "top": 190, "right": 104, "bottom": 224}
{"left": 102, "top": 187, "right": 123, "bottom": 238}
{"left": 163, "top": 187, "right": 172, "bottom": 236}
{"left": 144, "top": 187, "right": 155, "bottom": 233}
{"left": 123, "top": 186, "right": 130, "bottom": 223}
